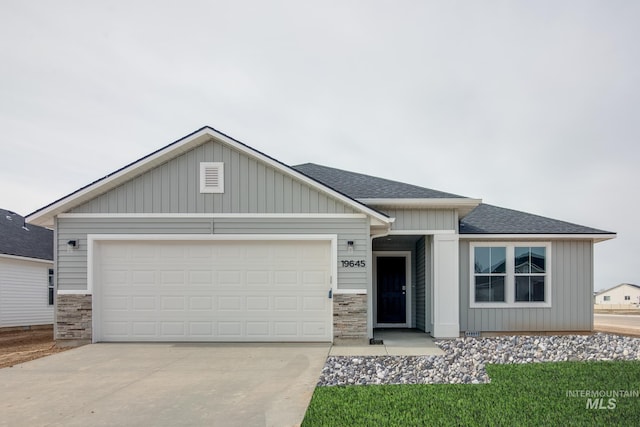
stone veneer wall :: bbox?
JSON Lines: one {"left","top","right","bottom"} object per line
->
{"left": 56, "top": 294, "right": 92, "bottom": 341}
{"left": 333, "top": 293, "right": 367, "bottom": 342}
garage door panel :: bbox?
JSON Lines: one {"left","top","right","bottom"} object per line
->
{"left": 189, "top": 296, "right": 213, "bottom": 310}
{"left": 246, "top": 296, "right": 269, "bottom": 310}
{"left": 103, "top": 296, "right": 129, "bottom": 310}
{"left": 132, "top": 322, "right": 157, "bottom": 337}
{"left": 97, "top": 240, "right": 332, "bottom": 342}
{"left": 132, "top": 296, "right": 156, "bottom": 310}
{"left": 188, "top": 270, "right": 214, "bottom": 285}
{"left": 246, "top": 271, "right": 270, "bottom": 286}
{"left": 160, "top": 271, "right": 185, "bottom": 286}
{"left": 218, "top": 270, "right": 242, "bottom": 285}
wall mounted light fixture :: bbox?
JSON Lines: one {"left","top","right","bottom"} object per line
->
{"left": 347, "top": 240, "right": 354, "bottom": 253}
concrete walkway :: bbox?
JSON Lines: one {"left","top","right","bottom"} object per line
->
{"left": 0, "top": 343, "right": 330, "bottom": 427}
{"left": 330, "top": 329, "right": 444, "bottom": 356}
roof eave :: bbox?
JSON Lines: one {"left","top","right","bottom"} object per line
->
{"left": 459, "top": 233, "right": 617, "bottom": 243}
{"left": 357, "top": 198, "right": 482, "bottom": 218}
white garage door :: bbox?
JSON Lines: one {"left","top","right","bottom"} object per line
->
{"left": 95, "top": 239, "right": 332, "bottom": 342}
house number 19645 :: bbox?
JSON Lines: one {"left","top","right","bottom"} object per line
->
{"left": 341, "top": 260, "right": 366, "bottom": 268}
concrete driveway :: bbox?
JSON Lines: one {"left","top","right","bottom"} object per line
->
{"left": 0, "top": 342, "right": 330, "bottom": 427}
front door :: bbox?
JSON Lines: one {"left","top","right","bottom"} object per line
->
{"left": 376, "top": 256, "right": 407, "bottom": 324}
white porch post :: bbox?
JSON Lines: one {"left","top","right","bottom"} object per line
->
{"left": 431, "top": 234, "right": 460, "bottom": 338}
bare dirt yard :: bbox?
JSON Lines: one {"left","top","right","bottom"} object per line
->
{"left": 0, "top": 327, "right": 69, "bottom": 369}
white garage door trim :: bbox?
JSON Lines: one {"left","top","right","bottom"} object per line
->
{"left": 88, "top": 234, "right": 338, "bottom": 343}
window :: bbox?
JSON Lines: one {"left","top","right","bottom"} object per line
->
{"left": 625, "top": 296, "right": 631, "bottom": 301}
{"left": 473, "top": 246, "right": 506, "bottom": 302}
{"left": 603, "top": 296, "right": 611, "bottom": 302}
{"left": 200, "top": 162, "right": 224, "bottom": 193}
{"left": 514, "top": 247, "right": 546, "bottom": 302}
{"left": 470, "top": 242, "right": 551, "bottom": 308}
{"left": 48, "top": 268, "right": 54, "bottom": 305}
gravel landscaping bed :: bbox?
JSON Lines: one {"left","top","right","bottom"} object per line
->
{"left": 319, "top": 333, "right": 640, "bottom": 386}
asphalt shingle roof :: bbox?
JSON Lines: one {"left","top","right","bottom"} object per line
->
{"left": 292, "top": 163, "right": 465, "bottom": 199}
{"left": 0, "top": 209, "right": 53, "bottom": 261}
{"left": 460, "top": 204, "right": 613, "bottom": 235}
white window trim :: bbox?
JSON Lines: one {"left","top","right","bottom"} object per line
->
{"left": 48, "top": 268, "right": 55, "bottom": 306}
{"left": 373, "top": 251, "right": 412, "bottom": 328}
{"left": 469, "top": 242, "right": 552, "bottom": 308}
{"left": 199, "top": 162, "right": 224, "bottom": 193}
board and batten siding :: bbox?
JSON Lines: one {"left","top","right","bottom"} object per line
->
{"left": 459, "top": 240, "right": 594, "bottom": 332}
{"left": 57, "top": 216, "right": 369, "bottom": 292}
{"left": 71, "top": 140, "right": 357, "bottom": 215}
{"left": 0, "top": 257, "right": 53, "bottom": 327}
{"left": 380, "top": 208, "right": 456, "bottom": 231}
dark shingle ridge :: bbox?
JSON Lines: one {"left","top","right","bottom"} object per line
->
{"left": 460, "top": 203, "right": 614, "bottom": 235}
{"left": 0, "top": 209, "right": 53, "bottom": 260}
{"left": 292, "top": 163, "right": 466, "bottom": 199}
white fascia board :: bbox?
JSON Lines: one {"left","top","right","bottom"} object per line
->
{"left": 385, "top": 230, "right": 455, "bottom": 235}
{"left": 28, "top": 127, "right": 391, "bottom": 227}
{"left": 358, "top": 198, "right": 482, "bottom": 208}
{"left": 358, "top": 198, "right": 482, "bottom": 218}
{"left": 0, "top": 253, "right": 54, "bottom": 265}
{"left": 58, "top": 213, "right": 368, "bottom": 220}
{"left": 460, "top": 233, "right": 617, "bottom": 243}
{"left": 87, "top": 233, "right": 339, "bottom": 242}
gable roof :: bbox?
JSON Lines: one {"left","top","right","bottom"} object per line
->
{"left": 293, "top": 163, "right": 482, "bottom": 217}
{"left": 0, "top": 209, "right": 53, "bottom": 261}
{"left": 26, "top": 127, "right": 391, "bottom": 227}
{"left": 292, "top": 163, "right": 465, "bottom": 199}
{"left": 595, "top": 283, "right": 640, "bottom": 296}
{"left": 460, "top": 203, "right": 615, "bottom": 239}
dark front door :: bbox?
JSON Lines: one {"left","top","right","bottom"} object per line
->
{"left": 376, "top": 256, "right": 406, "bottom": 324}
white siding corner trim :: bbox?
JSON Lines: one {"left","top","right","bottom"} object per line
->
{"left": 431, "top": 234, "right": 459, "bottom": 338}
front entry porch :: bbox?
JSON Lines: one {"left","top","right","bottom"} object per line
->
{"left": 370, "top": 233, "right": 460, "bottom": 339}
{"left": 330, "top": 328, "right": 444, "bottom": 356}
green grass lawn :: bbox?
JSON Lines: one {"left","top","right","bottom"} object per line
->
{"left": 302, "top": 361, "right": 640, "bottom": 426}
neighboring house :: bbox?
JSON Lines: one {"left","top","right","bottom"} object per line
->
{"left": 0, "top": 209, "right": 54, "bottom": 328}
{"left": 594, "top": 284, "right": 640, "bottom": 305}
{"left": 26, "top": 127, "right": 616, "bottom": 343}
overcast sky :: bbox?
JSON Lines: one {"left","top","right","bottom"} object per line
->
{"left": 1, "top": 1, "right": 638, "bottom": 290}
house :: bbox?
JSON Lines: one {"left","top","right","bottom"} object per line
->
{"left": 0, "top": 209, "right": 54, "bottom": 328}
{"left": 594, "top": 284, "right": 640, "bottom": 305}
{"left": 26, "top": 127, "right": 616, "bottom": 344}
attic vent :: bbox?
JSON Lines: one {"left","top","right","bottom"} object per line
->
{"left": 200, "top": 162, "right": 224, "bottom": 193}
